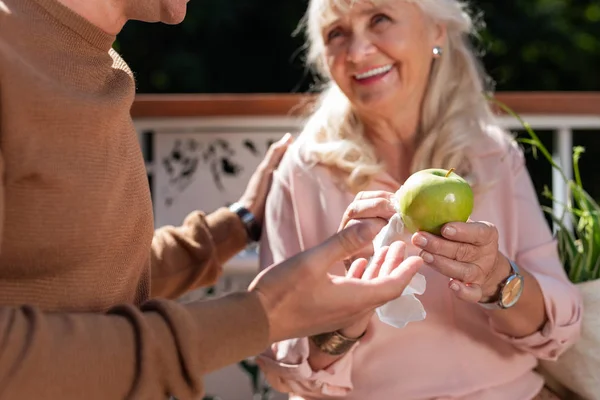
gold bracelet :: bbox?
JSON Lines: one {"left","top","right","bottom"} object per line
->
{"left": 309, "top": 329, "right": 366, "bottom": 356}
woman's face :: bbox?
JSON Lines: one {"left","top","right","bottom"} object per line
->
{"left": 320, "top": 0, "right": 445, "bottom": 115}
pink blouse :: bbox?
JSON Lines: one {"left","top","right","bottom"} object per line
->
{"left": 257, "top": 132, "right": 582, "bottom": 400}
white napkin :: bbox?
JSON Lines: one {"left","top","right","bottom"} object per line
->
{"left": 372, "top": 203, "right": 427, "bottom": 329}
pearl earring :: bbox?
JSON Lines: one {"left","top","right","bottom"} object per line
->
{"left": 433, "top": 46, "right": 443, "bottom": 57}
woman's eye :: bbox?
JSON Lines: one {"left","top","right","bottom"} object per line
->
{"left": 371, "top": 13, "right": 391, "bottom": 25}
{"left": 327, "top": 28, "right": 344, "bottom": 42}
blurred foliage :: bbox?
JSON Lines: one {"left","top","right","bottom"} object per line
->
{"left": 115, "top": 0, "right": 600, "bottom": 93}
{"left": 117, "top": 0, "right": 600, "bottom": 215}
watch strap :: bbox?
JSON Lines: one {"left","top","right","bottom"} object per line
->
{"left": 229, "top": 202, "right": 262, "bottom": 243}
{"left": 310, "top": 329, "right": 366, "bottom": 356}
{"left": 478, "top": 259, "right": 523, "bottom": 310}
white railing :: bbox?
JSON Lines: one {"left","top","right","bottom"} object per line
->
{"left": 133, "top": 93, "right": 600, "bottom": 265}
{"left": 495, "top": 114, "right": 600, "bottom": 233}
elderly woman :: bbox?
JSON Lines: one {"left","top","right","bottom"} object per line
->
{"left": 256, "top": 0, "right": 582, "bottom": 399}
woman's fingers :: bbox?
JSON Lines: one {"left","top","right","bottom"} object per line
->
{"left": 412, "top": 232, "right": 479, "bottom": 263}
{"left": 448, "top": 279, "right": 483, "bottom": 303}
{"left": 419, "top": 251, "right": 479, "bottom": 283}
{"left": 338, "top": 191, "right": 396, "bottom": 231}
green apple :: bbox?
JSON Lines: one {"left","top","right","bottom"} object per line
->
{"left": 396, "top": 168, "right": 474, "bottom": 235}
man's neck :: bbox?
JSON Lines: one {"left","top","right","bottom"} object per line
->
{"left": 55, "top": 0, "right": 125, "bottom": 35}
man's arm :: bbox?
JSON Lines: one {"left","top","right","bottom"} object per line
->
{"left": 0, "top": 292, "right": 269, "bottom": 399}
{"left": 150, "top": 207, "right": 248, "bottom": 299}
{"left": 150, "top": 134, "right": 292, "bottom": 300}
{"left": 0, "top": 130, "right": 268, "bottom": 398}
{"left": 0, "top": 190, "right": 422, "bottom": 399}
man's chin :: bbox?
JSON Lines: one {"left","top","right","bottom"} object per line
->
{"left": 161, "top": 3, "right": 187, "bottom": 24}
{"left": 162, "top": 12, "right": 186, "bottom": 24}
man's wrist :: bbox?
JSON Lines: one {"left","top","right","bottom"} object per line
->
{"left": 250, "top": 288, "right": 280, "bottom": 343}
{"left": 229, "top": 202, "right": 262, "bottom": 242}
{"left": 338, "top": 324, "right": 368, "bottom": 339}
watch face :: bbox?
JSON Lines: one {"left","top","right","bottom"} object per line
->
{"left": 501, "top": 275, "right": 524, "bottom": 308}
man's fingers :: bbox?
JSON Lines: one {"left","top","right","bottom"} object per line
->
{"left": 338, "top": 255, "right": 423, "bottom": 308}
{"left": 375, "top": 255, "right": 424, "bottom": 303}
{"left": 311, "top": 221, "right": 379, "bottom": 269}
{"left": 263, "top": 133, "right": 293, "bottom": 170}
{"left": 347, "top": 258, "right": 369, "bottom": 279}
{"left": 379, "top": 241, "right": 406, "bottom": 277}
{"left": 362, "top": 246, "right": 389, "bottom": 279}
{"left": 342, "top": 219, "right": 377, "bottom": 257}
{"left": 241, "top": 133, "right": 292, "bottom": 208}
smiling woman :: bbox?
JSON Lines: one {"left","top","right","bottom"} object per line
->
{"left": 319, "top": 1, "right": 444, "bottom": 118}
{"left": 255, "top": 0, "right": 582, "bottom": 399}
{"left": 297, "top": 0, "right": 495, "bottom": 193}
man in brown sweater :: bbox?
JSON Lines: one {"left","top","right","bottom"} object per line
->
{"left": 0, "top": 0, "right": 424, "bottom": 398}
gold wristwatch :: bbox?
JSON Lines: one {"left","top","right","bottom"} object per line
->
{"left": 310, "top": 329, "right": 366, "bottom": 356}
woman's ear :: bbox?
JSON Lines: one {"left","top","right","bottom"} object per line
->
{"left": 432, "top": 22, "right": 448, "bottom": 48}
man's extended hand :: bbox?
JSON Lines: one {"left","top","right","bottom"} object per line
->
{"left": 248, "top": 221, "right": 423, "bottom": 343}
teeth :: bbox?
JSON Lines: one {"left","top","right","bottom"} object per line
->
{"left": 354, "top": 64, "right": 393, "bottom": 79}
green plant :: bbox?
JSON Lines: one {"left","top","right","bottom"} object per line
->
{"left": 488, "top": 95, "right": 600, "bottom": 283}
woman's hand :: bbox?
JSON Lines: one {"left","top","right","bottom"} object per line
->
{"left": 334, "top": 190, "right": 399, "bottom": 338}
{"left": 411, "top": 220, "right": 512, "bottom": 303}
{"left": 339, "top": 190, "right": 397, "bottom": 231}
{"left": 338, "top": 190, "right": 398, "bottom": 266}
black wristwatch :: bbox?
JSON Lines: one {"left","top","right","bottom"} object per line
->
{"left": 229, "top": 202, "right": 262, "bottom": 243}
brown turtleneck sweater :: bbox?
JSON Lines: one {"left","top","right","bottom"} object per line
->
{"left": 0, "top": 0, "right": 269, "bottom": 398}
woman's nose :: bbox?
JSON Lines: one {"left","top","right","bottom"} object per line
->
{"left": 346, "top": 34, "right": 376, "bottom": 64}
